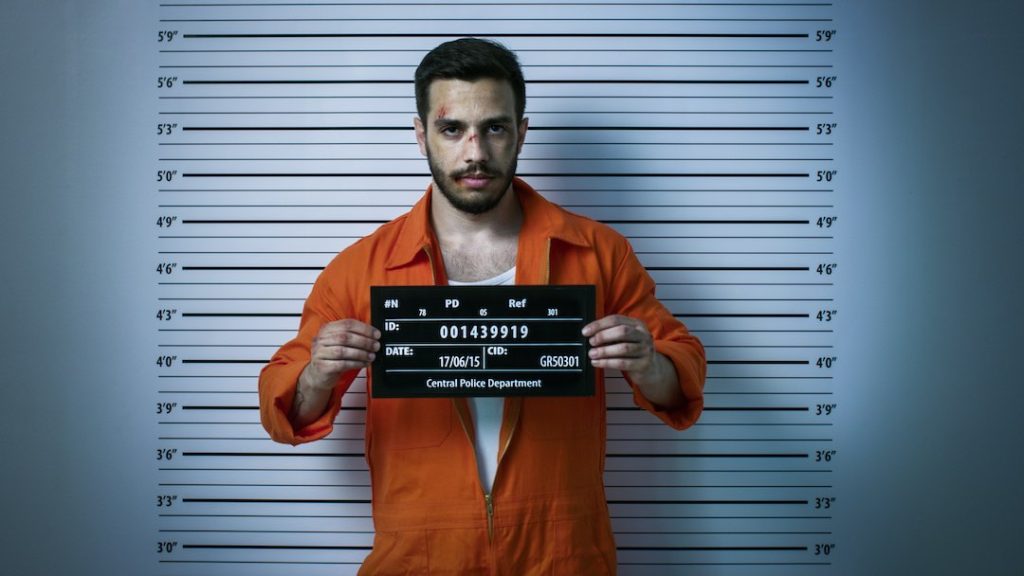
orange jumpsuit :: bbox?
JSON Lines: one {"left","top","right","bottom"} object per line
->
{"left": 259, "top": 178, "right": 706, "bottom": 574}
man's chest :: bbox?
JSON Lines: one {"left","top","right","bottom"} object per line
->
{"left": 441, "top": 239, "right": 518, "bottom": 282}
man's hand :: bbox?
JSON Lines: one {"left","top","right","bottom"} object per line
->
{"left": 291, "top": 319, "right": 380, "bottom": 429}
{"left": 582, "top": 314, "right": 684, "bottom": 409}
{"left": 582, "top": 314, "right": 655, "bottom": 376}
{"left": 305, "top": 319, "right": 381, "bottom": 390}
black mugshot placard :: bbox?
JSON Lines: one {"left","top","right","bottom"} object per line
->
{"left": 370, "top": 285, "right": 595, "bottom": 398}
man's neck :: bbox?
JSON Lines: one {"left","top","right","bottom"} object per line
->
{"left": 430, "top": 181, "right": 523, "bottom": 282}
{"left": 429, "top": 181, "right": 524, "bottom": 247}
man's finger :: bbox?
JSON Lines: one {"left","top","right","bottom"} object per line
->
{"left": 587, "top": 323, "right": 647, "bottom": 347}
{"left": 589, "top": 341, "right": 647, "bottom": 360}
{"left": 311, "top": 358, "right": 372, "bottom": 376}
{"left": 316, "top": 331, "right": 381, "bottom": 353}
{"left": 315, "top": 345, "right": 377, "bottom": 363}
{"left": 581, "top": 314, "right": 631, "bottom": 337}
{"left": 591, "top": 357, "right": 643, "bottom": 372}
{"left": 321, "top": 319, "right": 381, "bottom": 340}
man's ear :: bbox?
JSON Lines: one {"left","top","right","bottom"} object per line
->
{"left": 516, "top": 117, "right": 529, "bottom": 155}
{"left": 414, "top": 116, "right": 427, "bottom": 157}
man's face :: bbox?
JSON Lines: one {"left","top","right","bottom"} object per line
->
{"left": 414, "top": 78, "right": 528, "bottom": 215}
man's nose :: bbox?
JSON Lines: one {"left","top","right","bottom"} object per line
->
{"left": 462, "top": 129, "right": 488, "bottom": 164}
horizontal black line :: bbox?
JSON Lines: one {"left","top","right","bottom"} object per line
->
{"left": 654, "top": 266, "right": 809, "bottom": 271}
{"left": 160, "top": 529, "right": 829, "bottom": 537}
{"left": 159, "top": 560, "right": 363, "bottom": 565}
{"left": 182, "top": 452, "right": 365, "bottom": 457}
{"left": 182, "top": 359, "right": 268, "bottom": 363}
{"left": 182, "top": 266, "right": 321, "bottom": 270}
{"left": 183, "top": 33, "right": 811, "bottom": 39}
{"left": 608, "top": 500, "right": 806, "bottom": 505}
{"left": 161, "top": 157, "right": 831, "bottom": 163}
{"left": 170, "top": 451, "right": 813, "bottom": 459}
{"left": 160, "top": 141, "right": 831, "bottom": 146}
{"left": 707, "top": 360, "right": 811, "bottom": 364}
{"left": 180, "top": 172, "right": 810, "bottom": 178}
{"left": 159, "top": 252, "right": 834, "bottom": 255}
{"left": 167, "top": 68, "right": 833, "bottom": 73}
{"left": 163, "top": 2, "right": 831, "bottom": 5}
{"left": 166, "top": 18, "right": 831, "bottom": 23}
{"left": 607, "top": 453, "right": 807, "bottom": 458}
{"left": 158, "top": 187, "right": 831, "bottom": 192}
{"left": 619, "top": 563, "right": 830, "bottom": 566}
{"left": 161, "top": 158, "right": 834, "bottom": 162}
{"left": 182, "top": 406, "right": 258, "bottom": 410}
{"left": 178, "top": 219, "right": 812, "bottom": 225}
{"left": 161, "top": 96, "right": 833, "bottom": 101}
{"left": 183, "top": 544, "right": 370, "bottom": 550}
{"left": 683, "top": 313, "right": 809, "bottom": 318}
{"left": 159, "top": 278, "right": 832, "bottom": 282}
{"left": 160, "top": 529, "right": 374, "bottom": 533}
{"left": 157, "top": 467, "right": 370, "bottom": 471}
{"left": 618, "top": 545, "right": 808, "bottom": 551}
{"left": 609, "top": 437, "right": 834, "bottom": 442}
{"left": 159, "top": 49, "right": 832, "bottom": 54}
{"left": 612, "top": 515, "right": 834, "bottom": 521}
{"left": 702, "top": 407, "right": 810, "bottom": 411}
{"left": 154, "top": 482, "right": 831, "bottom": 491}
{"left": 181, "top": 125, "right": 808, "bottom": 131}
{"left": 184, "top": 79, "right": 811, "bottom": 86}
{"left": 158, "top": 467, "right": 827, "bottom": 473}
{"left": 179, "top": 313, "right": 814, "bottom": 319}
{"left": 178, "top": 494, "right": 798, "bottom": 502}
{"left": 162, "top": 484, "right": 369, "bottom": 489}
{"left": 183, "top": 312, "right": 299, "bottom": 317}
{"left": 183, "top": 498, "right": 370, "bottom": 504}
{"left": 158, "top": 437, "right": 831, "bottom": 442}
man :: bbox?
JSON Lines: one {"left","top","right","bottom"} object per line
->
{"left": 259, "top": 38, "right": 706, "bottom": 575}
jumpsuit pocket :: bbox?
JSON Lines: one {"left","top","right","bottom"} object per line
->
{"left": 379, "top": 398, "right": 454, "bottom": 450}
{"left": 359, "top": 530, "right": 429, "bottom": 575}
{"left": 550, "top": 518, "right": 617, "bottom": 575}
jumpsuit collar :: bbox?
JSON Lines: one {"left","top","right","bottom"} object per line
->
{"left": 383, "top": 177, "right": 592, "bottom": 272}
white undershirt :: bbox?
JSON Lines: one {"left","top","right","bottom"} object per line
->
{"left": 447, "top": 266, "right": 515, "bottom": 493}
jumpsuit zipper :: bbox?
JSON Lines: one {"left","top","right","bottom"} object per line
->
{"left": 423, "top": 237, "right": 545, "bottom": 550}
{"left": 426, "top": 244, "right": 501, "bottom": 545}
{"left": 484, "top": 493, "right": 495, "bottom": 541}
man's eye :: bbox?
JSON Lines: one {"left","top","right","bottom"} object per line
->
{"left": 488, "top": 125, "right": 507, "bottom": 134}
{"left": 440, "top": 126, "right": 460, "bottom": 136}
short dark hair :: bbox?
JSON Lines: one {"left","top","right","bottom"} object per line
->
{"left": 414, "top": 38, "right": 526, "bottom": 122}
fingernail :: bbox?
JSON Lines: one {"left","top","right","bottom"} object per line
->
{"left": 368, "top": 353, "right": 376, "bottom": 361}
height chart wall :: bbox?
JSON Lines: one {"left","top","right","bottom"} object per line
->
{"left": 151, "top": 1, "right": 839, "bottom": 574}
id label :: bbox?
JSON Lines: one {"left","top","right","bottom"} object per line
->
{"left": 370, "top": 285, "right": 595, "bottom": 397}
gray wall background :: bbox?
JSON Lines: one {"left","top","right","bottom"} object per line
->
{"left": 2, "top": 1, "right": 1022, "bottom": 574}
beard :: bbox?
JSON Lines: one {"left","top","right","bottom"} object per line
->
{"left": 427, "top": 148, "right": 518, "bottom": 216}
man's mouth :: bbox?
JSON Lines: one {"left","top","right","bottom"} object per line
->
{"left": 456, "top": 173, "right": 494, "bottom": 189}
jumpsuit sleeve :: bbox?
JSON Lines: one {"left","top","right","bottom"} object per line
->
{"left": 258, "top": 270, "right": 360, "bottom": 445}
{"left": 605, "top": 240, "right": 706, "bottom": 430}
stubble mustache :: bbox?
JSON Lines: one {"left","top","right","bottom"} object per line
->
{"left": 450, "top": 163, "right": 500, "bottom": 181}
